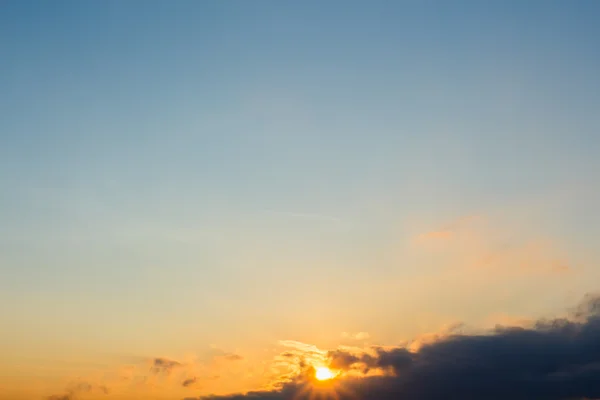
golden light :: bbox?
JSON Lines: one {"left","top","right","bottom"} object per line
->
{"left": 315, "top": 366, "right": 335, "bottom": 381}
{"left": 288, "top": 365, "right": 353, "bottom": 400}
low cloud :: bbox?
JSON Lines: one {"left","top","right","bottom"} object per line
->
{"left": 199, "top": 294, "right": 600, "bottom": 400}
{"left": 182, "top": 377, "right": 198, "bottom": 388}
{"left": 46, "top": 381, "right": 109, "bottom": 400}
{"left": 150, "top": 357, "right": 183, "bottom": 375}
{"left": 222, "top": 353, "right": 244, "bottom": 361}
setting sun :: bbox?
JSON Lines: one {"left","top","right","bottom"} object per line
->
{"left": 315, "top": 367, "right": 335, "bottom": 381}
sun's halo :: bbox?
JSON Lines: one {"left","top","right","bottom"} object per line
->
{"left": 315, "top": 366, "right": 335, "bottom": 381}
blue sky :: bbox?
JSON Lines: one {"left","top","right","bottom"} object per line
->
{"left": 1, "top": 1, "right": 600, "bottom": 398}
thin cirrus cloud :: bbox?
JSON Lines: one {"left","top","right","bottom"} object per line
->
{"left": 341, "top": 332, "right": 370, "bottom": 341}
{"left": 196, "top": 294, "right": 600, "bottom": 400}
{"left": 208, "top": 347, "right": 245, "bottom": 363}
{"left": 221, "top": 354, "right": 244, "bottom": 362}
{"left": 416, "top": 215, "right": 483, "bottom": 242}
{"left": 277, "top": 340, "right": 327, "bottom": 366}
{"left": 414, "top": 215, "right": 573, "bottom": 277}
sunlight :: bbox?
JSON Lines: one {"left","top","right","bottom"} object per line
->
{"left": 315, "top": 367, "right": 335, "bottom": 381}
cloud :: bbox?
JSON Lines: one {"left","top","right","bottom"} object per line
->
{"left": 207, "top": 347, "right": 245, "bottom": 362}
{"left": 416, "top": 215, "right": 482, "bottom": 241}
{"left": 406, "top": 322, "right": 465, "bottom": 351}
{"left": 276, "top": 340, "right": 327, "bottom": 368}
{"left": 182, "top": 377, "right": 198, "bottom": 388}
{"left": 222, "top": 353, "right": 244, "bottom": 361}
{"left": 278, "top": 340, "right": 326, "bottom": 356}
{"left": 199, "top": 294, "right": 600, "bottom": 400}
{"left": 150, "top": 357, "right": 183, "bottom": 375}
{"left": 414, "top": 215, "right": 573, "bottom": 280}
{"left": 46, "top": 381, "right": 109, "bottom": 400}
{"left": 259, "top": 340, "right": 331, "bottom": 388}
{"left": 475, "top": 240, "right": 573, "bottom": 275}
{"left": 47, "top": 396, "right": 72, "bottom": 400}
{"left": 341, "top": 332, "right": 370, "bottom": 341}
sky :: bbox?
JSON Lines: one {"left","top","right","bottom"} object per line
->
{"left": 1, "top": 1, "right": 600, "bottom": 399}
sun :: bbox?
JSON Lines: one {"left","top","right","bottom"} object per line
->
{"left": 315, "top": 366, "right": 335, "bottom": 381}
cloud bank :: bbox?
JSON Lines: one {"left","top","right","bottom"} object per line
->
{"left": 198, "top": 294, "right": 600, "bottom": 400}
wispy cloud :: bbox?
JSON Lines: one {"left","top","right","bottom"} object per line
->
{"left": 149, "top": 357, "right": 183, "bottom": 375}
{"left": 341, "top": 332, "right": 370, "bottom": 341}
{"left": 221, "top": 353, "right": 244, "bottom": 361}
{"left": 207, "top": 346, "right": 245, "bottom": 362}
{"left": 414, "top": 214, "right": 573, "bottom": 277}
{"left": 475, "top": 241, "right": 573, "bottom": 275}
{"left": 46, "top": 381, "right": 109, "bottom": 400}
{"left": 182, "top": 377, "right": 198, "bottom": 388}
{"left": 416, "top": 214, "right": 482, "bottom": 241}
{"left": 278, "top": 340, "right": 327, "bottom": 360}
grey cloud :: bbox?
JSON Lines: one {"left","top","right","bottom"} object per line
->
{"left": 206, "top": 347, "right": 244, "bottom": 362}
{"left": 150, "top": 357, "right": 182, "bottom": 375}
{"left": 47, "top": 396, "right": 72, "bottom": 400}
{"left": 328, "top": 347, "right": 412, "bottom": 374}
{"left": 182, "top": 377, "right": 198, "bottom": 388}
{"left": 198, "top": 293, "right": 600, "bottom": 400}
{"left": 222, "top": 353, "right": 244, "bottom": 361}
{"left": 46, "top": 381, "right": 109, "bottom": 400}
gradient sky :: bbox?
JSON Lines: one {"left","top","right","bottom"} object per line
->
{"left": 1, "top": 1, "right": 600, "bottom": 399}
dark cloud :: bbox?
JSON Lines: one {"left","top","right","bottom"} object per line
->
{"left": 46, "top": 381, "right": 109, "bottom": 400}
{"left": 328, "top": 346, "right": 413, "bottom": 374}
{"left": 198, "top": 294, "right": 600, "bottom": 400}
{"left": 150, "top": 357, "right": 182, "bottom": 375}
{"left": 182, "top": 377, "right": 198, "bottom": 388}
{"left": 47, "top": 395, "right": 72, "bottom": 400}
{"left": 222, "top": 353, "right": 244, "bottom": 361}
